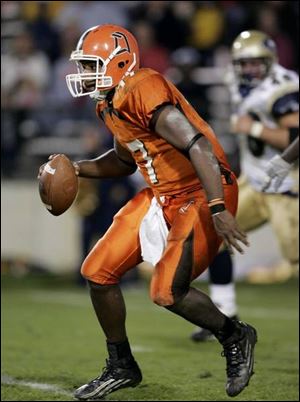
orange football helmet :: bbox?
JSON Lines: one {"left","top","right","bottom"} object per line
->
{"left": 66, "top": 24, "right": 140, "bottom": 100}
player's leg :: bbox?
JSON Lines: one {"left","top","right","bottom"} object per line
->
{"left": 74, "top": 188, "right": 153, "bottom": 401}
{"left": 208, "top": 248, "right": 237, "bottom": 318}
{"left": 237, "top": 176, "right": 295, "bottom": 283}
{"left": 235, "top": 175, "right": 269, "bottom": 231}
{"left": 190, "top": 247, "right": 238, "bottom": 342}
{"left": 267, "top": 192, "right": 299, "bottom": 280}
{"left": 190, "top": 177, "right": 245, "bottom": 342}
{"left": 150, "top": 184, "right": 257, "bottom": 397}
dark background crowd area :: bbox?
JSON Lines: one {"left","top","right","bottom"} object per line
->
{"left": 1, "top": 1, "right": 299, "bottom": 180}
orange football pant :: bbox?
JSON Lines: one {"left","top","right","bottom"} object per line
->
{"left": 81, "top": 178, "right": 238, "bottom": 306}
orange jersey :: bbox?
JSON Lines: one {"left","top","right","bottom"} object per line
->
{"left": 96, "top": 68, "right": 231, "bottom": 197}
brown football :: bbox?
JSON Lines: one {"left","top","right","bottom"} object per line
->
{"left": 38, "top": 154, "right": 78, "bottom": 216}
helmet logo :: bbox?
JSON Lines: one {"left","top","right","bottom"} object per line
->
{"left": 263, "top": 38, "right": 276, "bottom": 52}
{"left": 111, "top": 32, "right": 130, "bottom": 55}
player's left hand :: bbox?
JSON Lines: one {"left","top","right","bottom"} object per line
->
{"left": 212, "top": 210, "right": 249, "bottom": 254}
{"left": 230, "top": 114, "right": 254, "bottom": 135}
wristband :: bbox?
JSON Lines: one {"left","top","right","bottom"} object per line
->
{"left": 208, "top": 198, "right": 224, "bottom": 207}
{"left": 209, "top": 203, "right": 226, "bottom": 215}
{"left": 249, "top": 121, "right": 263, "bottom": 138}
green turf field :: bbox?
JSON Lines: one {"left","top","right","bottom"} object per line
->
{"left": 1, "top": 274, "right": 299, "bottom": 401}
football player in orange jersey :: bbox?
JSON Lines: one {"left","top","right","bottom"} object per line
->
{"left": 41, "top": 25, "right": 257, "bottom": 399}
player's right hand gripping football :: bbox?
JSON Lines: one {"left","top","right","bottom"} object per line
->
{"left": 212, "top": 210, "right": 249, "bottom": 255}
{"left": 37, "top": 154, "right": 80, "bottom": 179}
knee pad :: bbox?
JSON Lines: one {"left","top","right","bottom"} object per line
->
{"left": 150, "top": 290, "right": 173, "bottom": 307}
{"left": 151, "top": 287, "right": 188, "bottom": 308}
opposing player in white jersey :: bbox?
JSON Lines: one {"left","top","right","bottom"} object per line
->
{"left": 191, "top": 30, "right": 299, "bottom": 342}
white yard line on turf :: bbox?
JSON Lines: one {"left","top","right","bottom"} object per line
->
{"left": 1, "top": 374, "right": 73, "bottom": 398}
{"left": 131, "top": 345, "right": 154, "bottom": 352}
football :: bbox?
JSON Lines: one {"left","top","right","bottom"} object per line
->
{"left": 38, "top": 154, "right": 78, "bottom": 216}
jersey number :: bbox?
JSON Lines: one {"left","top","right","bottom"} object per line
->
{"left": 126, "top": 139, "right": 158, "bottom": 184}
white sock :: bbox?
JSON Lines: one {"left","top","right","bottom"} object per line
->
{"left": 210, "top": 283, "right": 237, "bottom": 318}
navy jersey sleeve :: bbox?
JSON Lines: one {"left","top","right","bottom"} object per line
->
{"left": 271, "top": 91, "right": 299, "bottom": 119}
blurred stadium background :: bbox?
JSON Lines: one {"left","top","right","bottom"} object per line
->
{"left": 2, "top": 0, "right": 298, "bottom": 281}
{"left": 1, "top": 2, "right": 299, "bottom": 400}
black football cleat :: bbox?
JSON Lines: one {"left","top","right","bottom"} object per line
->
{"left": 191, "top": 315, "right": 239, "bottom": 343}
{"left": 221, "top": 321, "right": 257, "bottom": 397}
{"left": 74, "top": 358, "right": 142, "bottom": 400}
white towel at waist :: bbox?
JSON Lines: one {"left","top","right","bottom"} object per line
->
{"left": 139, "top": 197, "right": 169, "bottom": 266}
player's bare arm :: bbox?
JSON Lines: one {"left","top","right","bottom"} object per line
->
{"left": 38, "top": 140, "right": 136, "bottom": 180}
{"left": 75, "top": 138, "right": 137, "bottom": 178}
{"left": 155, "top": 105, "right": 249, "bottom": 254}
{"left": 231, "top": 111, "right": 298, "bottom": 150}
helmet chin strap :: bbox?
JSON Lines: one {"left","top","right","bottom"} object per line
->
{"left": 89, "top": 91, "right": 107, "bottom": 101}
{"left": 89, "top": 88, "right": 113, "bottom": 101}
